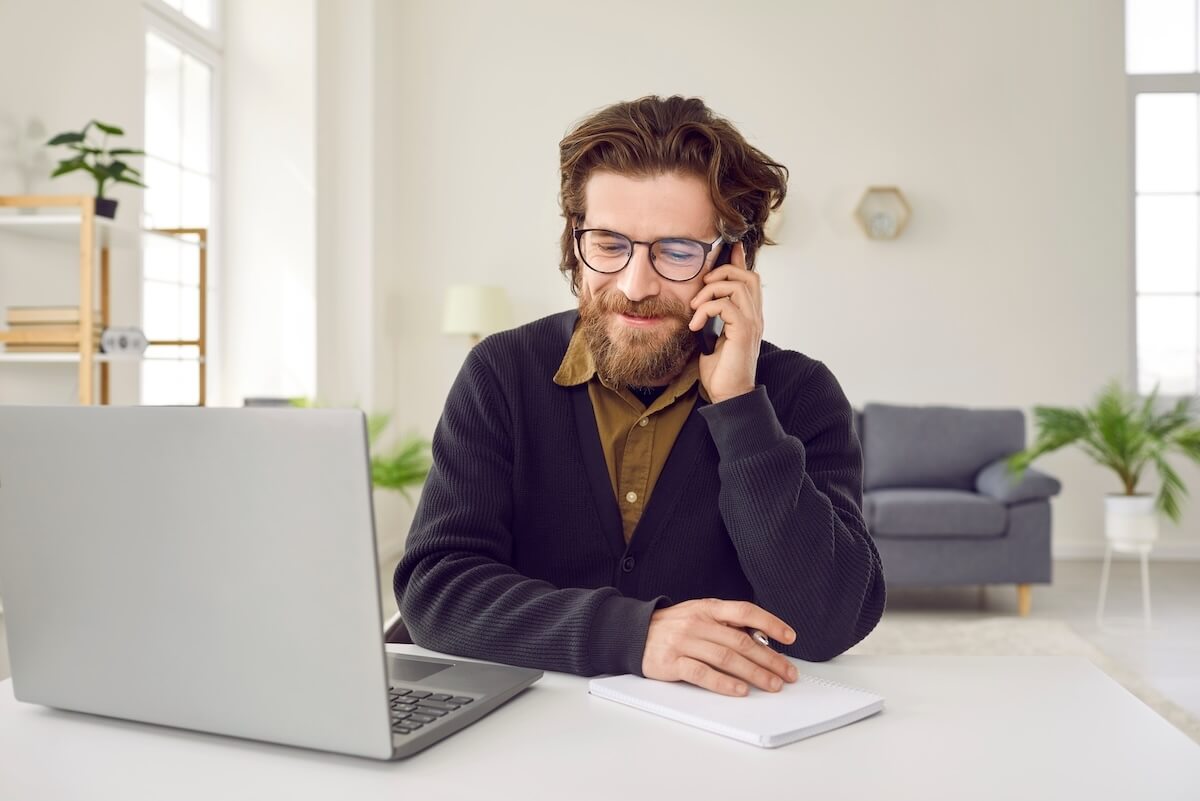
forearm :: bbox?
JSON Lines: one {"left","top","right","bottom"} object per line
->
{"left": 395, "top": 538, "right": 665, "bottom": 676}
{"left": 699, "top": 384, "right": 885, "bottom": 661}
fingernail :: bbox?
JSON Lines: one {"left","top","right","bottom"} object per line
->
{"left": 771, "top": 678, "right": 782, "bottom": 691}
{"left": 788, "top": 666, "right": 798, "bottom": 680}
{"left": 787, "top": 629, "right": 796, "bottom": 642}
{"left": 736, "top": 683, "right": 747, "bottom": 695}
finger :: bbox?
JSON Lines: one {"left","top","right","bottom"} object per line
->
{"left": 707, "top": 599, "right": 796, "bottom": 645}
{"left": 675, "top": 656, "right": 748, "bottom": 697}
{"left": 687, "top": 298, "right": 741, "bottom": 332}
{"left": 690, "top": 281, "right": 756, "bottom": 313}
{"left": 689, "top": 639, "right": 783, "bottom": 692}
{"left": 705, "top": 623, "right": 798, "bottom": 683}
{"left": 704, "top": 259, "right": 758, "bottom": 283}
{"left": 687, "top": 635, "right": 787, "bottom": 692}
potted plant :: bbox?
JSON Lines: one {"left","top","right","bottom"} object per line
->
{"left": 288, "top": 398, "right": 432, "bottom": 501}
{"left": 1007, "top": 379, "right": 1200, "bottom": 549}
{"left": 46, "top": 120, "right": 146, "bottom": 219}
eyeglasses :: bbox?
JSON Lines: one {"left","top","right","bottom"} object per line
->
{"left": 573, "top": 227, "right": 723, "bottom": 283}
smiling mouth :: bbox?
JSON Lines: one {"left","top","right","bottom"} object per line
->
{"left": 616, "top": 312, "right": 663, "bottom": 325}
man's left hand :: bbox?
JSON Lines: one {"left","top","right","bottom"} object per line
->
{"left": 688, "top": 241, "right": 762, "bottom": 404}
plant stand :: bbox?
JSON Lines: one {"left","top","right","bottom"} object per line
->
{"left": 1095, "top": 540, "right": 1153, "bottom": 628}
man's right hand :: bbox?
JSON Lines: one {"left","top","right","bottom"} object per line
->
{"left": 641, "top": 598, "right": 799, "bottom": 696}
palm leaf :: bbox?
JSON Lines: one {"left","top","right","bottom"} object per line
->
{"left": 1011, "top": 378, "right": 1200, "bottom": 516}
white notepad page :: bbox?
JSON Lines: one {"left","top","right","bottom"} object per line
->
{"left": 588, "top": 661, "right": 884, "bottom": 748}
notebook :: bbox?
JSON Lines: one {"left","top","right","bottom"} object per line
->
{"left": 588, "top": 661, "right": 884, "bottom": 748}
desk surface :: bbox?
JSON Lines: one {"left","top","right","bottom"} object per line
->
{"left": 2, "top": 646, "right": 1198, "bottom": 801}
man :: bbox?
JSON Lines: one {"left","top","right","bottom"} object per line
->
{"left": 394, "top": 95, "right": 885, "bottom": 697}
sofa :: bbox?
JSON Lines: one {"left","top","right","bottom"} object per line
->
{"left": 852, "top": 402, "right": 1062, "bottom": 615}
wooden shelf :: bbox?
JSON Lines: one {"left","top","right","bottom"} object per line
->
{"left": 0, "top": 352, "right": 205, "bottom": 364}
{"left": 0, "top": 195, "right": 207, "bottom": 405}
{"left": 0, "top": 213, "right": 204, "bottom": 250}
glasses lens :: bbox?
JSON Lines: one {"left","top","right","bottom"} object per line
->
{"left": 580, "top": 230, "right": 632, "bottom": 272}
{"left": 651, "top": 239, "right": 706, "bottom": 280}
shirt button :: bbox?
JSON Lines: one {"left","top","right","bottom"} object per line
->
{"left": 621, "top": 556, "right": 635, "bottom": 573}
{"left": 638, "top": 418, "right": 648, "bottom": 427}
{"left": 625, "top": 491, "right": 638, "bottom": 504}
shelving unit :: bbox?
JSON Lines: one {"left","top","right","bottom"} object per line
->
{"left": 0, "top": 195, "right": 207, "bottom": 405}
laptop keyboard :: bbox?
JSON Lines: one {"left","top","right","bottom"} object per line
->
{"left": 389, "top": 686, "right": 476, "bottom": 735}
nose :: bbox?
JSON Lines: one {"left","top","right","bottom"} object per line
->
{"left": 615, "top": 243, "right": 660, "bottom": 302}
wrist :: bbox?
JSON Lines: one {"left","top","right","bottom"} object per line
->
{"left": 709, "top": 385, "right": 755, "bottom": 405}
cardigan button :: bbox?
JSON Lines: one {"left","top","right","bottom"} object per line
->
{"left": 621, "top": 556, "right": 635, "bottom": 573}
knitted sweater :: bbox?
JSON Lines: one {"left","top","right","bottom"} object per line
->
{"left": 393, "top": 309, "right": 885, "bottom": 676}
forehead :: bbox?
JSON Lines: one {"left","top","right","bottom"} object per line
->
{"left": 583, "top": 170, "right": 717, "bottom": 241}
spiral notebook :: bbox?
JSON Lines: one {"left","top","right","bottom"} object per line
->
{"left": 588, "top": 662, "right": 884, "bottom": 748}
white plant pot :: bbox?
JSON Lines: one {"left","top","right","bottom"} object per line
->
{"left": 1104, "top": 493, "right": 1159, "bottom": 552}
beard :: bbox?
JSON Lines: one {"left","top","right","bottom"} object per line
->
{"left": 579, "top": 289, "right": 696, "bottom": 387}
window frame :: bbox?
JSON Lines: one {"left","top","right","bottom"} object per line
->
{"left": 1127, "top": 71, "right": 1200, "bottom": 401}
{"left": 141, "top": 0, "right": 223, "bottom": 405}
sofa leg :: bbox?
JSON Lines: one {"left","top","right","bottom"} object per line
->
{"left": 1017, "top": 583, "right": 1032, "bottom": 617}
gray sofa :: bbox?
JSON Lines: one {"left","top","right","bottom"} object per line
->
{"left": 852, "top": 403, "right": 1062, "bottom": 615}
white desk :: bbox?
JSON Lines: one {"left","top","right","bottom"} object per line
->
{"left": 1, "top": 646, "right": 1198, "bottom": 801}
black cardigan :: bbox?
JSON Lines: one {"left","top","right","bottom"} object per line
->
{"left": 393, "top": 309, "right": 885, "bottom": 676}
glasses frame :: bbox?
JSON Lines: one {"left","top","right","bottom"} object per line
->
{"left": 573, "top": 227, "right": 724, "bottom": 283}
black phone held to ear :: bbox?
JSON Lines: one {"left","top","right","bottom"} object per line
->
{"left": 696, "top": 241, "right": 733, "bottom": 355}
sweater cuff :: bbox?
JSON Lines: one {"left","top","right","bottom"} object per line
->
{"left": 588, "top": 593, "right": 671, "bottom": 676}
{"left": 698, "top": 385, "right": 788, "bottom": 462}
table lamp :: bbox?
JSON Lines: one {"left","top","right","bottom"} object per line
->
{"left": 442, "top": 284, "right": 512, "bottom": 347}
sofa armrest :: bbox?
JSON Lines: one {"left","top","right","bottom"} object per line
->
{"left": 975, "top": 458, "right": 1062, "bottom": 504}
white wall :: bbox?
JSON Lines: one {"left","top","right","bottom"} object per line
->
{"left": 361, "top": 0, "right": 1200, "bottom": 558}
{"left": 222, "top": 0, "right": 316, "bottom": 405}
{"left": 0, "top": 0, "right": 145, "bottom": 405}
{"left": 315, "top": 0, "right": 376, "bottom": 410}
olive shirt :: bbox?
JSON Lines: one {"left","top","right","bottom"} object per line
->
{"left": 552, "top": 322, "right": 711, "bottom": 544}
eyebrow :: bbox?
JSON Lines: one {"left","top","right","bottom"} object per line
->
{"left": 582, "top": 221, "right": 717, "bottom": 242}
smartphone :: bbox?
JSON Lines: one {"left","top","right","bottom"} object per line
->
{"left": 696, "top": 241, "right": 734, "bottom": 355}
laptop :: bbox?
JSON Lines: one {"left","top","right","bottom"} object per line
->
{"left": 0, "top": 405, "right": 542, "bottom": 760}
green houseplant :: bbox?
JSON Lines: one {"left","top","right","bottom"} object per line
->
{"left": 46, "top": 120, "right": 146, "bottom": 219}
{"left": 289, "top": 397, "right": 432, "bottom": 502}
{"left": 1006, "top": 379, "right": 1200, "bottom": 546}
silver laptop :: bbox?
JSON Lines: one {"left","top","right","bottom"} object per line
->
{"left": 0, "top": 405, "right": 541, "bottom": 760}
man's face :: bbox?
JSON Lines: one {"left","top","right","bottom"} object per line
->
{"left": 575, "top": 170, "right": 720, "bottom": 387}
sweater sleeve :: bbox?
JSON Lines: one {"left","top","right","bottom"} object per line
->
{"left": 696, "top": 363, "right": 885, "bottom": 662}
{"left": 393, "top": 346, "right": 668, "bottom": 677}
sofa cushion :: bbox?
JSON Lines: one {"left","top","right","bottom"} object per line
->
{"left": 861, "top": 403, "right": 1025, "bottom": 492}
{"left": 864, "top": 488, "right": 1008, "bottom": 538}
{"left": 975, "top": 459, "right": 1063, "bottom": 504}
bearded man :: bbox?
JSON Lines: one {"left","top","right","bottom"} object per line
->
{"left": 393, "top": 95, "right": 885, "bottom": 697}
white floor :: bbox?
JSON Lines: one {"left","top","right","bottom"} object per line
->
{"left": 1, "top": 559, "right": 1198, "bottom": 721}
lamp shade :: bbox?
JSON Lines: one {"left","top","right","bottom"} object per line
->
{"left": 442, "top": 284, "right": 512, "bottom": 338}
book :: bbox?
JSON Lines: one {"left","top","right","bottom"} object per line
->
{"left": 3, "top": 344, "right": 96, "bottom": 353}
{"left": 588, "top": 663, "right": 884, "bottom": 748}
{"left": 6, "top": 306, "right": 100, "bottom": 325}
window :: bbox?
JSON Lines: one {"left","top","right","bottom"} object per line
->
{"left": 1128, "top": 0, "right": 1200, "bottom": 397}
{"left": 142, "top": 2, "right": 220, "bottom": 404}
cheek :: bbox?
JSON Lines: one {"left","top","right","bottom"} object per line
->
{"left": 675, "top": 282, "right": 703, "bottom": 312}
{"left": 583, "top": 273, "right": 616, "bottom": 300}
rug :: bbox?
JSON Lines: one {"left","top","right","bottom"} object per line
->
{"left": 845, "top": 615, "right": 1200, "bottom": 745}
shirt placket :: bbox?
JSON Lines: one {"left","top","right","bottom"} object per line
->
{"left": 617, "top": 403, "right": 655, "bottom": 544}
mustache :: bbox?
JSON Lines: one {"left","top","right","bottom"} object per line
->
{"left": 588, "top": 292, "right": 691, "bottom": 323}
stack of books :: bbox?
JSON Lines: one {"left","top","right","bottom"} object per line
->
{"left": 3, "top": 306, "right": 104, "bottom": 353}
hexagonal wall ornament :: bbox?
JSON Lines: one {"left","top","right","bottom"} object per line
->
{"left": 854, "top": 186, "right": 911, "bottom": 240}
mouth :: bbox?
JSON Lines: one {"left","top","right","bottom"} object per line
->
{"left": 616, "top": 312, "right": 663, "bottom": 328}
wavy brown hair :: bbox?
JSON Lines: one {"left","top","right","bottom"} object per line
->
{"left": 557, "top": 95, "right": 788, "bottom": 296}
